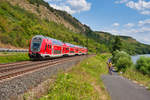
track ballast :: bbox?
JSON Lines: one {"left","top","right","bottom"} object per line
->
{"left": 0, "top": 56, "right": 88, "bottom": 81}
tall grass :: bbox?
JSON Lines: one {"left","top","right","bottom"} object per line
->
{"left": 123, "top": 67, "right": 150, "bottom": 89}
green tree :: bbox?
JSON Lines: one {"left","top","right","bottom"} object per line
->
{"left": 112, "top": 36, "right": 122, "bottom": 52}
{"left": 112, "top": 50, "right": 133, "bottom": 72}
{"left": 136, "top": 56, "right": 150, "bottom": 75}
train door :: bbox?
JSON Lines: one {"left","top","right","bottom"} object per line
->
{"left": 66, "top": 47, "right": 69, "bottom": 54}
{"left": 47, "top": 44, "right": 52, "bottom": 55}
{"left": 45, "top": 43, "right": 48, "bottom": 54}
{"left": 62, "top": 46, "right": 65, "bottom": 54}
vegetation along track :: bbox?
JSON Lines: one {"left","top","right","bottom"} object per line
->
{"left": 0, "top": 55, "right": 90, "bottom": 81}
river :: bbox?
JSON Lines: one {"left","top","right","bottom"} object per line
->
{"left": 131, "top": 54, "right": 150, "bottom": 64}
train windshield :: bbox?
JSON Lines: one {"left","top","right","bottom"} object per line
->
{"left": 31, "top": 37, "right": 42, "bottom": 52}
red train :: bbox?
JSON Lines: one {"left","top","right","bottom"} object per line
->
{"left": 29, "top": 35, "right": 88, "bottom": 60}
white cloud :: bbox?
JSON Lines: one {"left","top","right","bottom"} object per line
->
{"left": 140, "top": 10, "right": 150, "bottom": 15}
{"left": 67, "top": 0, "right": 91, "bottom": 12}
{"left": 102, "top": 20, "right": 150, "bottom": 44}
{"left": 141, "top": 27, "right": 150, "bottom": 32}
{"left": 43, "top": 0, "right": 91, "bottom": 14}
{"left": 115, "top": 0, "right": 129, "bottom": 4}
{"left": 50, "top": 4, "right": 75, "bottom": 14}
{"left": 138, "top": 19, "right": 150, "bottom": 26}
{"left": 112, "top": 22, "right": 120, "bottom": 27}
{"left": 126, "top": 0, "right": 150, "bottom": 10}
{"left": 104, "top": 27, "right": 150, "bottom": 44}
{"left": 115, "top": 0, "right": 150, "bottom": 15}
{"left": 124, "top": 23, "right": 135, "bottom": 27}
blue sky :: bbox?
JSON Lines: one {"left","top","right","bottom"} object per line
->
{"left": 44, "top": 0, "right": 150, "bottom": 44}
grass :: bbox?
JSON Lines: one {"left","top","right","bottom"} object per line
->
{"left": 39, "top": 54, "right": 111, "bottom": 100}
{"left": 123, "top": 67, "right": 150, "bottom": 90}
{"left": 0, "top": 52, "right": 29, "bottom": 63}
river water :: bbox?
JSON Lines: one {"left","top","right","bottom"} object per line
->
{"left": 131, "top": 54, "right": 150, "bottom": 64}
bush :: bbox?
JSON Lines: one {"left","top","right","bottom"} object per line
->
{"left": 112, "top": 50, "right": 133, "bottom": 72}
{"left": 136, "top": 56, "right": 150, "bottom": 75}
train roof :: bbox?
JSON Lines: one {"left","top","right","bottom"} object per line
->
{"left": 33, "top": 35, "right": 87, "bottom": 48}
{"left": 33, "top": 35, "right": 63, "bottom": 46}
{"left": 65, "top": 42, "right": 86, "bottom": 48}
{"left": 65, "top": 43, "right": 76, "bottom": 47}
{"left": 45, "top": 37, "right": 63, "bottom": 45}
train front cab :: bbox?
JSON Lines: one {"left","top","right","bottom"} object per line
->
{"left": 29, "top": 35, "right": 63, "bottom": 60}
{"left": 29, "top": 35, "right": 44, "bottom": 60}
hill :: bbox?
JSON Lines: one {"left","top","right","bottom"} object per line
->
{"left": 8, "top": 0, "right": 86, "bottom": 33}
{"left": 0, "top": 0, "right": 107, "bottom": 53}
{"left": 94, "top": 31, "right": 150, "bottom": 54}
{"left": 0, "top": 0, "right": 150, "bottom": 54}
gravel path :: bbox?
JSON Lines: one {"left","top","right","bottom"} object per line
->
{"left": 101, "top": 74, "right": 150, "bottom": 100}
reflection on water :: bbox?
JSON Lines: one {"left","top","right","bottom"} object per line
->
{"left": 131, "top": 54, "right": 150, "bottom": 64}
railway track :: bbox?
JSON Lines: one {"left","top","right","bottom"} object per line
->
{"left": 0, "top": 56, "right": 88, "bottom": 81}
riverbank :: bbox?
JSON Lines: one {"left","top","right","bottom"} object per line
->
{"left": 111, "top": 52, "right": 150, "bottom": 90}
{"left": 121, "top": 55, "right": 150, "bottom": 90}
{"left": 131, "top": 54, "right": 150, "bottom": 64}
{"left": 38, "top": 54, "right": 111, "bottom": 100}
{"left": 122, "top": 67, "right": 150, "bottom": 90}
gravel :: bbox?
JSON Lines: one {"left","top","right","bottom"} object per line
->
{"left": 0, "top": 56, "right": 86, "bottom": 100}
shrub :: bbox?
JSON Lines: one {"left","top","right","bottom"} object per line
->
{"left": 112, "top": 50, "right": 133, "bottom": 72}
{"left": 136, "top": 56, "right": 150, "bottom": 75}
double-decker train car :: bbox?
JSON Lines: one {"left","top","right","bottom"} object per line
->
{"left": 65, "top": 43, "right": 76, "bottom": 56}
{"left": 29, "top": 35, "right": 88, "bottom": 60}
{"left": 62, "top": 43, "right": 70, "bottom": 56}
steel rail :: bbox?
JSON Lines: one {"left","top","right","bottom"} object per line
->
{"left": 0, "top": 61, "right": 31, "bottom": 68}
{"left": 0, "top": 56, "right": 87, "bottom": 81}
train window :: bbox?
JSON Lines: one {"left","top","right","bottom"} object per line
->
{"left": 66, "top": 48, "right": 69, "bottom": 50}
{"left": 54, "top": 50, "right": 61, "bottom": 54}
{"left": 70, "top": 51, "right": 74, "bottom": 53}
{"left": 48, "top": 45, "right": 51, "bottom": 49}
{"left": 31, "top": 42, "right": 40, "bottom": 51}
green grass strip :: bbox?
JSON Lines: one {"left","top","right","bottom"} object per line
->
{"left": 39, "top": 54, "right": 111, "bottom": 100}
{"left": 0, "top": 52, "right": 29, "bottom": 63}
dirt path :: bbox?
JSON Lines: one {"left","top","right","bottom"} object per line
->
{"left": 101, "top": 74, "right": 150, "bottom": 100}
